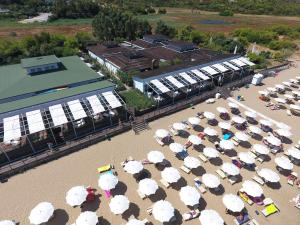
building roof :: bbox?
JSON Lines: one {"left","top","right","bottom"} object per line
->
{"left": 21, "top": 55, "right": 60, "bottom": 68}
{"left": 0, "top": 80, "right": 114, "bottom": 114}
{"left": 0, "top": 56, "right": 100, "bottom": 100}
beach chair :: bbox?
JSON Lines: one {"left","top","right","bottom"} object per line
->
{"left": 104, "top": 190, "right": 112, "bottom": 198}
{"left": 252, "top": 175, "right": 265, "bottom": 186}
{"left": 295, "top": 144, "right": 300, "bottom": 150}
{"left": 239, "top": 190, "right": 254, "bottom": 205}
{"left": 146, "top": 207, "right": 153, "bottom": 215}
{"left": 182, "top": 209, "right": 200, "bottom": 221}
{"left": 137, "top": 189, "right": 146, "bottom": 199}
{"left": 287, "top": 172, "right": 298, "bottom": 186}
{"left": 233, "top": 213, "right": 250, "bottom": 225}
{"left": 232, "top": 137, "right": 240, "bottom": 146}
{"left": 97, "top": 164, "right": 113, "bottom": 173}
{"left": 184, "top": 141, "right": 192, "bottom": 149}
{"left": 142, "top": 219, "right": 149, "bottom": 224}
{"left": 180, "top": 165, "right": 191, "bottom": 174}
{"left": 228, "top": 176, "right": 238, "bottom": 185}
{"left": 160, "top": 179, "right": 170, "bottom": 188}
{"left": 198, "top": 153, "right": 208, "bottom": 163}
{"left": 261, "top": 203, "right": 279, "bottom": 217}
{"left": 197, "top": 132, "right": 206, "bottom": 139}
{"left": 182, "top": 120, "right": 191, "bottom": 130}
{"left": 169, "top": 127, "right": 178, "bottom": 136}
{"left": 141, "top": 159, "right": 153, "bottom": 165}
{"left": 153, "top": 135, "right": 164, "bottom": 146}
{"left": 176, "top": 151, "right": 189, "bottom": 160}
{"left": 120, "top": 156, "right": 133, "bottom": 167}
{"left": 216, "top": 169, "right": 227, "bottom": 179}
{"left": 194, "top": 178, "right": 207, "bottom": 194}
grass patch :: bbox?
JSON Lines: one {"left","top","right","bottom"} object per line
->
{"left": 120, "top": 89, "right": 155, "bottom": 111}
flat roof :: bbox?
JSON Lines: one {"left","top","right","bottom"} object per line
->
{"left": 0, "top": 80, "right": 114, "bottom": 114}
{"left": 21, "top": 55, "right": 60, "bottom": 68}
{"left": 0, "top": 56, "right": 101, "bottom": 100}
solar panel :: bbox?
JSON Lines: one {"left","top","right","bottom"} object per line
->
{"left": 223, "top": 62, "right": 240, "bottom": 71}
{"left": 230, "top": 59, "right": 246, "bottom": 67}
{"left": 67, "top": 100, "right": 87, "bottom": 120}
{"left": 49, "top": 104, "right": 68, "bottom": 126}
{"left": 201, "top": 66, "right": 219, "bottom": 75}
{"left": 86, "top": 95, "right": 105, "bottom": 114}
{"left": 166, "top": 76, "right": 184, "bottom": 88}
{"left": 212, "top": 63, "right": 229, "bottom": 73}
{"left": 102, "top": 91, "right": 123, "bottom": 109}
{"left": 238, "top": 57, "right": 255, "bottom": 66}
{"left": 179, "top": 72, "right": 197, "bottom": 84}
{"left": 150, "top": 79, "right": 170, "bottom": 93}
{"left": 3, "top": 115, "right": 21, "bottom": 142}
{"left": 191, "top": 69, "right": 210, "bottom": 80}
{"left": 26, "top": 110, "right": 45, "bottom": 134}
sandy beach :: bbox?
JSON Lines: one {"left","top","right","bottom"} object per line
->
{"left": 1, "top": 60, "right": 300, "bottom": 225}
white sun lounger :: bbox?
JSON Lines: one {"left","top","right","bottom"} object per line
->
{"left": 252, "top": 175, "right": 265, "bottom": 185}
{"left": 160, "top": 179, "right": 170, "bottom": 188}
{"left": 216, "top": 169, "right": 227, "bottom": 179}
{"left": 180, "top": 165, "right": 191, "bottom": 174}
{"left": 153, "top": 135, "right": 164, "bottom": 146}
{"left": 198, "top": 153, "right": 208, "bottom": 163}
{"left": 194, "top": 178, "right": 207, "bottom": 194}
{"left": 137, "top": 189, "right": 146, "bottom": 199}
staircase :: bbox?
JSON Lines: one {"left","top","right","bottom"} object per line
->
{"left": 132, "top": 119, "right": 150, "bottom": 134}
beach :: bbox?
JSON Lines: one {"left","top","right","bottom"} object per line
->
{"left": 1, "top": 60, "right": 300, "bottom": 225}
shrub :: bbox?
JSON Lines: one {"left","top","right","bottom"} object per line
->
{"left": 158, "top": 8, "right": 167, "bottom": 14}
{"left": 120, "top": 89, "right": 155, "bottom": 111}
{"left": 268, "top": 40, "right": 297, "bottom": 50}
{"left": 219, "top": 10, "right": 234, "bottom": 16}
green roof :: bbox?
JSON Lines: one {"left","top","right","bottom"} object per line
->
{"left": 0, "top": 56, "right": 101, "bottom": 100}
{"left": 21, "top": 55, "right": 60, "bottom": 68}
{"left": 0, "top": 80, "right": 115, "bottom": 114}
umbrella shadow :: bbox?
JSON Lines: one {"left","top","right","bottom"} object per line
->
{"left": 225, "top": 150, "right": 237, "bottom": 157}
{"left": 210, "top": 157, "right": 223, "bottom": 166}
{"left": 47, "top": 209, "right": 69, "bottom": 225}
{"left": 179, "top": 131, "right": 190, "bottom": 139}
{"left": 209, "top": 184, "right": 225, "bottom": 195}
{"left": 172, "top": 177, "right": 187, "bottom": 191}
{"left": 134, "top": 169, "right": 151, "bottom": 182}
{"left": 98, "top": 216, "right": 111, "bottom": 225}
{"left": 155, "top": 160, "right": 171, "bottom": 171}
{"left": 149, "top": 187, "right": 167, "bottom": 202}
{"left": 198, "top": 197, "right": 207, "bottom": 210}
{"left": 81, "top": 194, "right": 101, "bottom": 212}
{"left": 266, "top": 182, "right": 281, "bottom": 189}
{"left": 164, "top": 209, "right": 183, "bottom": 225}
{"left": 247, "top": 119, "right": 258, "bottom": 125}
{"left": 122, "top": 202, "right": 140, "bottom": 220}
{"left": 113, "top": 181, "right": 128, "bottom": 195}
{"left": 252, "top": 134, "right": 263, "bottom": 141}
{"left": 208, "top": 119, "right": 218, "bottom": 126}
{"left": 193, "top": 125, "right": 204, "bottom": 132}
{"left": 240, "top": 141, "right": 252, "bottom": 149}
{"left": 282, "top": 137, "right": 293, "bottom": 144}
{"left": 192, "top": 166, "right": 206, "bottom": 176}
{"left": 193, "top": 144, "right": 205, "bottom": 152}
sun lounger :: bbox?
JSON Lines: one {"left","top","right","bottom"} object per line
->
{"left": 137, "top": 189, "right": 146, "bottom": 199}
{"left": 104, "top": 190, "right": 111, "bottom": 198}
{"left": 182, "top": 121, "right": 191, "bottom": 129}
{"left": 287, "top": 172, "right": 298, "bottom": 186}
{"left": 142, "top": 219, "right": 149, "bottom": 224}
{"left": 169, "top": 127, "right": 178, "bottom": 136}
{"left": 120, "top": 156, "right": 134, "bottom": 167}
{"left": 198, "top": 132, "right": 206, "bottom": 139}
{"left": 182, "top": 209, "right": 200, "bottom": 221}
{"left": 295, "top": 144, "right": 300, "bottom": 150}
{"left": 228, "top": 176, "right": 238, "bottom": 185}
{"left": 216, "top": 169, "right": 227, "bottom": 179}
{"left": 146, "top": 207, "right": 153, "bottom": 215}
{"left": 160, "top": 179, "right": 170, "bottom": 188}
{"left": 261, "top": 203, "right": 279, "bottom": 217}
{"left": 176, "top": 151, "right": 189, "bottom": 160}
{"left": 232, "top": 137, "right": 240, "bottom": 146}
{"left": 239, "top": 190, "right": 254, "bottom": 205}
{"left": 180, "top": 165, "right": 191, "bottom": 174}
{"left": 142, "top": 159, "right": 153, "bottom": 165}
{"left": 97, "top": 164, "right": 113, "bottom": 173}
{"left": 153, "top": 135, "right": 164, "bottom": 146}
{"left": 198, "top": 153, "right": 208, "bottom": 163}
{"left": 252, "top": 175, "right": 265, "bottom": 186}
{"left": 194, "top": 178, "right": 207, "bottom": 194}
{"left": 234, "top": 213, "right": 250, "bottom": 225}
{"left": 184, "top": 141, "right": 192, "bottom": 149}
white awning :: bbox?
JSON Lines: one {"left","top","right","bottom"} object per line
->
{"left": 49, "top": 104, "right": 68, "bottom": 126}
{"left": 223, "top": 62, "right": 240, "bottom": 71}
{"left": 150, "top": 79, "right": 170, "bottom": 93}
{"left": 230, "top": 59, "right": 246, "bottom": 67}
{"left": 166, "top": 76, "right": 184, "bottom": 88}
{"left": 102, "top": 91, "right": 123, "bottom": 109}
{"left": 3, "top": 115, "right": 21, "bottom": 142}
{"left": 238, "top": 57, "right": 255, "bottom": 66}
{"left": 86, "top": 95, "right": 105, "bottom": 114}
{"left": 26, "top": 110, "right": 45, "bottom": 134}
{"left": 201, "top": 66, "right": 219, "bottom": 75}
{"left": 67, "top": 100, "right": 87, "bottom": 120}
{"left": 179, "top": 72, "right": 197, "bottom": 84}
{"left": 191, "top": 69, "right": 210, "bottom": 80}
{"left": 212, "top": 63, "right": 229, "bottom": 72}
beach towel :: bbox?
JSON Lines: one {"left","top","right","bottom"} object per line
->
{"left": 104, "top": 190, "right": 111, "bottom": 198}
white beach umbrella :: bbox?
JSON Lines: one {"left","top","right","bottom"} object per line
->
{"left": 188, "top": 117, "right": 200, "bottom": 125}
{"left": 235, "top": 132, "right": 249, "bottom": 142}
{"left": 276, "top": 122, "right": 291, "bottom": 130}
{"left": 222, "top": 194, "right": 244, "bottom": 212}
{"left": 179, "top": 186, "right": 201, "bottom": 206}
{"left": 202, "top": 173, "right": 220, "bottom": 188}
{"left": 284, "top": 94, "right": 295, "bottom": 99}
{"left": 221, "top": 163, "right": 240, "bottom": 176}
{"left": 220, "top": 140, "right": 234, "bottom": 150}
{"left": 292, "top": 90, "right": 300, "bottom": 96}
{"left": 204, "top": 127, "right": 217, "bottom": 136}
{"left": 217, "top": 107, "right": 228, "bottom": 114}
{"left": 29, "top": 202, "right": 54, "bottom": 225}
{"left": 266, "top": 136, "right": 281, "bottom": 146}
{"left": 238, "top": 152, "right": 255, "bottom": 164}
{"left": 290, "top": 78, "right": 298, "bottom": 83}
{"left": 124, "top": 161, "right": 143, "bottom": 174}
{"left": 218, "top": 121, "right": 231, "bottom": 130}
{"left": 275, "top": 156, "right": 293, "bottom": 170}
{"left": 172, "top": 122, "right": 186, "bottom": 131}
{"left": 258, "top": 90, "right": 269, "bottom": 96}
{"left": 138, "top": 178, "right": 158, "bottom": 196}
{"left": 258, "top": 168, "right": 280, "bottom": 183}
{"left": 232, "top": 116, "right": 246, "bottom": 124}
{"left": 283, "top": 81, "right": 292, "bottom": 87}
{"left": 297, "top": 76, "right": 300, "bottom": 80}
{"left": 275, "top": 129, "right": 292, "bottom": 138}
{"left": 275, "top": 84, "right": 285, "bottom": 90}
{"left": 267, "top": 87, "right": 276, "bottom": 92}
{"left": 249, "top": 126, "right": 262, "bottom": 135}
{"left": 184, "top": 156, "right": 201, "bottom": 169}
{"left": 260, "top": 119, "right": 273, "bottom": 127}
{"left": 0, "top": 221, "right": 16, "bottom": 225}
{"left": 125, "top": 219, "right": 145, "bottom": 225}
{"left": 288, "top": 148, "right": 300, "bottom": 160}
{"left": 228, "top": 102, "right": 239, "bottom": 109}
{"left": 188, "top": 135, "right": 202, "bottom": 145}
{"left": 204, "top": 111, "right": 215, "bottom": 120}
{"left": 244, "top": 111, "right": 257, "bottom": 118}
{"left": 147, "top": 151, "right": 165, "bottom": 163}
{"left": 290, "top": 104, "right": 300, "bottom": 110}
{"left": 98, "top": 173, "right": 118, "bottom": 190}
{"left": 252, "top": 144, "right": 269, "bottom": 155}
{"left": 75, "top": 211, "right": 98, "bottom": 225}
{"left": 203, "top": 147, "right": 219, "bottom": 158}
{"left": 199, "top": 209, "right": 224, "bottom": 225}
{"left": 109, "top": 195, "right": 130, "bottom": 215}
{"left": 169, "top": 142, "right": 185, "bottom": 153}
{"left": 66, "top": 186, "right": 88, "bottom": 207}
{"left": 274, "top": 98, "right": 286, "bottom": 104}
{"left": 155, "top": 129, "right": 169, "bottom": 139}
{"left": 242, "top": 180, "right": 263, "bottom": 197}
{"left": 161, "top": 167, "right": 181, "bottom": 183}
{"left": 152, "top": 200, "right": 174, "bottom": 223}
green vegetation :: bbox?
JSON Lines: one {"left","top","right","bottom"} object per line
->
{"left": 120, "top": 89, "right": 155, "bottom": 111}
{"left": 155, "top": 20, "right": 177, "bottom": 38}
{"left": 219, "top": 10, "right": 234, "bottom": 17}
{"left": 116, "top": 70, "right": 139, "bottom": 87}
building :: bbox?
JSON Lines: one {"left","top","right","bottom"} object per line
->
{"left": 0, "top": 55, "right": 126, "bottom": 165}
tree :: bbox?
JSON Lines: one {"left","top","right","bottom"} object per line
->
{"left": 75, "top": 32, "right": 95, "bottom": 50}
{"left": 155, "top": 20, "right": 176, "bottom": 38}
